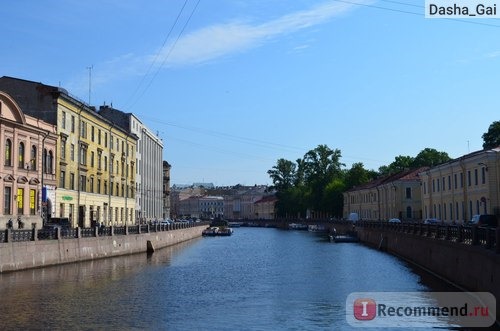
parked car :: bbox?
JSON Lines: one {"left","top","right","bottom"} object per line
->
{"left": 468, "top": 214, "right": 498, "bottom": 227}
{"left": 347, "top": 213, "right": 359, "bottom": 222}
{"left": 160, "top": 219, "right": 171, "bottom": 225}
{"left": 388, "top": 218, "right": 401, "bottom": 223}
{"left": 424, "top": 218, "right": 440, "bottom": 224}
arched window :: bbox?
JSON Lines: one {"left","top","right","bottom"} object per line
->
{"left": 43, "top": 149, "right": 48, "bottom": 173}
{"left": 18, "top": 142, "right": 25, "bottom": 169}
{"left": 48, "top": 150, "right": 54, "bottom": 174}
{"left": 30, "top": 146, "right": 37, "bottom": 170}
{"left": 4, "top": 139, "right": 12, "bottom": 166}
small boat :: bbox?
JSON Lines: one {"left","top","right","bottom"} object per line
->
{"left": 202, "top": 227, "right": 219, "bottom": 236}
{"left": 329, "top": 229, "right": 359, "bottom": 243}
{"left": 289, "top": 223, "right": 308, "bottom": 230}
{"left": 217, "top": 227, "right": 233, "bottom": 236}
{"left": 227, "top": 222, "right": 241, "bottom": 228}
{"left": 202, "top": 226, "right": 233, "bottom": 237}
{"left": 330, "top": 235, "right": 359, "bottom": 243}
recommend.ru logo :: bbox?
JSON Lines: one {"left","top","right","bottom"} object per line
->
{"left": 346, "top": 292, "right": 496, "bottom": 328}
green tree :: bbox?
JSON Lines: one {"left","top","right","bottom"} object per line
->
{"left": 412, "top": 148, "right": 451, "bottom": 167}
{"left": 301, "top": 144, "right": 344, "bottom": 212}
{"left": 345, "top": 162, "right": 374, "bottom": 189}
{"left": 482, "top": 120, "right": 500, "bottom": 149}
{"left": 379, "top": 155, "right": 414, "bottom": 175}
{"left": 267, "top": 158, "right": 296, "bottom": 191}
{"left": 323, "top": 178, "right": 346, "bottom": 218}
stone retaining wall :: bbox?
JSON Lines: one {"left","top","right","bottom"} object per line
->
{"left": 0, "top": 225, "right": 206, "bottom": 273}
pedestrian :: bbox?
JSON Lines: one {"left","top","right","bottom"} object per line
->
{"left": 7, "top": 219, "right": 13, "bottom": 229}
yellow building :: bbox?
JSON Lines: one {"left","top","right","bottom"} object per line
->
{"left": 0, "top": 76, "right": 137, "bottom": 227}
{"left": 343, "top": 168, "right": 427, "bottom": 221}
{"left": 419, "top": 148, "right": 500, "bottom": 223}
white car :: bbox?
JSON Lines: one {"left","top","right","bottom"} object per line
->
{"left": 388, "top": 218, "right": 401, "bottom": 223}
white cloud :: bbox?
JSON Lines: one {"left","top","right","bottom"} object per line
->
{"left": 159, "top": 0, "right": 370, "bottom": 67}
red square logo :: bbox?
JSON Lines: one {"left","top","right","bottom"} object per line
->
{"left": 353, "top": 298, "right": 377, "bottom": 320}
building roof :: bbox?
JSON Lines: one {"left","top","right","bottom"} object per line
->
{"left": 345, "top": 167, "right": 428, "bottom": 193}
{"left": 254, "top": 195, "right": 278, "bottom": 204}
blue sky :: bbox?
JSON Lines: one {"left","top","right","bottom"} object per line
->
{"left": 2, "top": 1, "right": 500, "bottom": 186}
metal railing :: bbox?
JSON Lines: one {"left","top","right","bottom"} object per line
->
{"left": 0, "top": 221, "right": 210, "bottom": 244}
{"left": 354, "top": 220, "right": 499, "bottom": 253}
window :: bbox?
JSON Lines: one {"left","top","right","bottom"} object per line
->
{"left": 70, "top": 173, "right": 75, "bottom": 190}
{"left": 97, "top": 179, "right": 101, "bottom": 194}
{"left": 80, "top": 121, "right": 87, "bottom": 138}
{"left": 30, "top": 189, "right": 36, "bottom": 215}
{"left": 18, "top": 142, "right": 25, "bottom": 168}
{"left": 460, "top": 173, "right": 464, "bottom": 188}
{"left": 80, "top": 175, "right": 87, "bottom": 192}
{"left": 61, "top": 140, "right": 66, "bottom": 160}
{"left": 110, "top": 135, "right": 114, "bottom": 149}
{"left": 98, "top": 129, "right": 101, "bottom": 144}
{"left": 405, "top": 187, "right": 411, "bottom": 199}
{"left": 62, "top": 111, "right": 66, "bottom": 129}
{"left": 5, "top": 139, "right": 12, "bottom": 166}
{"left": 474, "top": 169, "right": 478, "bottom": 186}
{"left": 43, "top": 149, "right": 53, "bottom": 174}
{"left": 482, "top": 167, "right": 486, "bottom": 184}
{"left": 91, "top": 151, "right": 95, "bottom": 167}
{"left": 91, "top": 126, "right": 95, "bottom": 142}
{"left": 90, "top": 177, "right": 94, "bottom": 193}
{"left": 104, "top": 156, "right": 108, "bottom": 171}
{"left": 104, "top": 181, "right": 108, "bottom": 195}
{"left": 442, "top": 177, "right": 445, "bottom": 191}
{"left": 4, "top": 187, "right": 11, "bottom": 214}
{"left": 97, "top": 152, "right": 102, "bottom": 170}
{"left": 448, "top": 176, "right": 451, "bottom": 190}
{"left": 60, "top": 170, "right": 66, "bottom": 188}
{"left": 71, "top": 144, "right": 75, "bottom": 161}
{"left": 454, "top": 173, "right": 457, "bottom": 189}
{"left": 71, "top": 115, "right": 75, "bottom": 133}
{"left": 468, "top": 170, "right": 471, "bottom": 187}
{"left": 79, "top": 144, "right": 87, "bottom": 165}
{"left": 17, "top": 188, "right": 24, "bottom": 215}
{"left": 30, "top": 145, "right": 37, "bottom": 170}
{"left": 104, "top": 133, "right": 107, "bottom": 147}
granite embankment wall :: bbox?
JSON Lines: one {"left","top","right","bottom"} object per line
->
{"left": 325, "top": 220, "right": 500, "bottom": 323}
{"left": 0, "top": 225, "right": 206, "bottom": 273}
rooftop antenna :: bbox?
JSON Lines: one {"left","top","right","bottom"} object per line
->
{"left": 86, "top": 65, "right": 93, "bottom": 105}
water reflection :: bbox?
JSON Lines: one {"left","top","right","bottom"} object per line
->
{"left": 0, "top": 229, "right": 484, "bottom": 330}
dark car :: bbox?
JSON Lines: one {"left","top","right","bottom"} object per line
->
{"left": 469, "top": 214, "right": 498, "bottom": 227}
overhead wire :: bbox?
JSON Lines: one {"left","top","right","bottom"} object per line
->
{"left": 127, "top": 0, "right": 201, "bottom": 111}
{"left": 123, "top": 0, "right": 190, "bottom": 110}
{"left": 332, "top": 0, "right": 500, "bottom": 28}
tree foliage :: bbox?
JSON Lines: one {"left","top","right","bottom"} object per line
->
{"left": 268, "top": 145, "right": 451, "bottom": 219}
{"left": 482, "top": 120, "right": 500, "bottom": 149}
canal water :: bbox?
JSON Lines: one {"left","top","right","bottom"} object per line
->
{"left": 0, "top": 227, "right": 458, "bottom": 330}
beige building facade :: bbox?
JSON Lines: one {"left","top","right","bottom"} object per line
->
{"left": 419, "top": 148, "right": 500, "bottom": 223}
{"left": 254, "top": 195, "right": 277, "bottom": 219}
{"left": 343, "top": 168, "right": 427, "bottom": 221}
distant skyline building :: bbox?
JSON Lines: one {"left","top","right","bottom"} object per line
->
{"left": 99, "top": 106, "right": 164, "bottom": 222}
